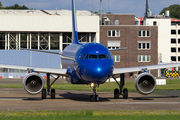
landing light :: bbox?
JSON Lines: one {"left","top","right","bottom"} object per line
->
{"left": 90, "top": 83, "right": 94, "bottom": 87}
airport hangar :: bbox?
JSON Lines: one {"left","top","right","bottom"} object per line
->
{"left": 0, "top": 9, "right": 158, "bottom": 78}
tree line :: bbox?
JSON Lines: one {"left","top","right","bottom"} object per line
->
{"left": 0, "top": 2, "right": 30, "bottom": 10}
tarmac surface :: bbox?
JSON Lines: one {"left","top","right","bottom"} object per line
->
{"left": 0, "top": 78, "right": 180, "bottom": 111}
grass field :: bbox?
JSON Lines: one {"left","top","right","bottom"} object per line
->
{"left": 0, "top": 110, "right": 180, "bottom": 120}
{"left": 1, "top": 79, "right": 180, "bottom": 92}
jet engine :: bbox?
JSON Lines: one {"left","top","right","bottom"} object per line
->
{"left": 134, "top": 72, "right": 156, "bottom": 95}
{"left": 22, "top": 73, "right": 44, "bottom": 95}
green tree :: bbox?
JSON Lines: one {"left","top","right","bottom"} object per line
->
{"left": 159, "top": 4, "right": 180, "bottom": 19}
{"left": 4, "top": 4, "right": 29, "bottom": 10}
{"left": 106, "top": 12, "right": 112, "bottom": 14}
{"left": 0, "top": 2, "right": 3, "bottom": 9}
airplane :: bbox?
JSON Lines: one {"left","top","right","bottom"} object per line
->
{"left": 1, "top": 0, "right": 180, "bottom": 102}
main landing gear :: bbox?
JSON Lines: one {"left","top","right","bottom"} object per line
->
{"left": 42, "top": 73, "right": 60, "bottom": 99}
{"left": 90, "top": 83, "right": 99, "bottom": 102}
{"left": 113, "top": 74, "right": 128, "bottom": 99}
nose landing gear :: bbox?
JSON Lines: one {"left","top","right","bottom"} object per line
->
{"left": 90, "top": 83, "right": 99, "bottom": 102}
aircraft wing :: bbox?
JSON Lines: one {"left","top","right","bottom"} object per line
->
{"left": 0, "top": 64, "right": 67, "bottom": 76}
{"left": 113, "top": 63, "right": 180, "bottom": 75}
{"left": 20, "top": 48, "right": 62, "bottom": 55}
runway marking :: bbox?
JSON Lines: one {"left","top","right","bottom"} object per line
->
{"left": 102, "top": 102, "right": 180, "bottom": 105}
{"left": 0, "top": 98, "right": 21, "bottom": 100}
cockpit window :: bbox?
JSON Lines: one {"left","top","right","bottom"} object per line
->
{"left": 81, "top": 54, "right": 85, "bottom": 60}
{"left": 98, "top": 54, "right": 106, "bottom": 59}
{"left": 84, "top": 54, "right": 88, "bottom": 59}
{"left": 106, "top": 54, "right": 111, "bottom": 59}
{"left": 89, "top": 54, "right": 97, "bottom": 59}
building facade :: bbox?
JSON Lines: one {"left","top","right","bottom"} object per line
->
{"left": 0, "top": 10, "right": 99, "bottom": 51}
{"left": 100, "top": 14, "right": 158, "bottom": 77}
{"left": 139, "top": 16, "right": 180, "bottom": 77}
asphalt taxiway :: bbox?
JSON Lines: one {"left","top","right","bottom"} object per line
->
{"left": 0, "top": 87, "right": 180, "bottom": 111}
{"left": 0, "top": 78, "right": 180, "bottom": 111}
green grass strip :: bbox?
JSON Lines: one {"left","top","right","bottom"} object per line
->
{"left": 0, "top": 110, "right": 180, "bottom": 120}
{"left": 1, "top": 110, "right": 180, "bottom": 116}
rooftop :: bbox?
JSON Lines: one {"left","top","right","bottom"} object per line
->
{"left": 138, "top": 17, "right": 180, "bottom": 22}
{"left": 0, "top": 9, "right": 97, "bottom": 16}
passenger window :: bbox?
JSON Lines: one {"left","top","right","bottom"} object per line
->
{"left": 106, "top": 54, "right": 111, "bottom": 59}
{"left": 84, "top": 54, "right": 88, "bottom": 59}
{"left": 89, "top": 54, "right": 97, "bottom": 59}
{"left": 99, "top": 54, "right": 106, "bottom": 59}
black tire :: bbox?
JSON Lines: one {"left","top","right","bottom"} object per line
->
{"left": 90, "top": 95, "right": 94, "bottom": 102}
{"left": 114, "top": 88, "right": 119, "bottom": 99}
{"left": 95, "top": 95, "right": 99, "bottom": 102}
{"left": 51, "top": 89, "right": 55, "bottom": 99}
{"left": 42, "top": 89, "right": 46, "bottom": 99}
{"left": 123, "top": 88, "right": 128, "bottom": 99}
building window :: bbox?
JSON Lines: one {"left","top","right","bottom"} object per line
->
{"left": 9, "top": 69, "right": 19, "bottom": 73}
{"left": 138, "top": 30, "right": 151, "bottom": 37}
{"left": 108, "top": 31, "right": 111, "bottom": 36}
{"left": 107, "top": 41, "right": 120, "bottom": 50}
{"left": 153, "top": 21, "right": 157, "bottom": 26}
{"left": 178, "top": 56, "right": 180, "bottom": 61}
{"left": 171, "top": 39, "right": 176, "bottom": 44}
{"left": 171, "top": 56, "right": 176, "bottom": 61}
{"left": 115, "top": 20, "right": 119, "bottom": 25}
{"left": 108, "top": 30, "right": 120, "bottom": 37}
{"left": 138, "top": 31, "right": 141, "bottom": 36}
{"left": 178, "top": 30, "right": 180, "bottom": 34}
{"left": 51, "top": 33, "right": 59, "bottom": 50}
{"left": 171, "top": 48, "right": 176, "bottom": 52}
{"left": 113, "top": 55, "right": 120, "bottom": 62}
{"left": 178, "top": 48, "right": 180, "bottom": 52}
{"left": 31, "top": 33, "right": 38, "bottom": 49}
{"left": 0, "top": 33, "right": 5, "bottom": 49}
{"left": 138, "top": 55, "right": 151, "bottom": 62}
{"left": 138, "top": 41, "right": 151, "bottom": 50}
{"left": 171, "top": 30, "right": 176, "bottom": 34}
{"left": 143, "top": 31, "right": 146, "bottom": 36}
{"left": 171, "top": 22, "right": 177, "bottom": 26}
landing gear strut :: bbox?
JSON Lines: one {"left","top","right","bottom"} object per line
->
{"left": 42, "top": 73, "right": 59, "bottom": 99}
{"left": 113, "top": 74, "right": 128, "bottom": 99}
{"left": 90, "top": 83, "right": 99, "bottom": 102}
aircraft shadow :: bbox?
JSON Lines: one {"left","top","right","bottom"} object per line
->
{"left": 22, "top": 98, "right": 42, "bottom": 101}
{"left": 59, "top": 92, "right": 110, "bottom": 102}
{"left": 0, "top": 97, "right": 42, "bottom": 101}
{"left": 130, "top": 96, "right": 179, "bottom": 100}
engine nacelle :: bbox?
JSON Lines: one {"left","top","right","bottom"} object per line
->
{"left": 134, "top": 73, "right": 156, "bottom": 95}
{"left": 22, "top": 73, "right": 44, "bottom": 95}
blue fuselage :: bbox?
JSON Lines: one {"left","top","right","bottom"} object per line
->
{"left": 61, "top": 43, "right": 114, "bottom": 84}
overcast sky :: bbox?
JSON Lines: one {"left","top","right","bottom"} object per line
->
{"left": 0, "top": 0, "right": 180, "bottom": 17}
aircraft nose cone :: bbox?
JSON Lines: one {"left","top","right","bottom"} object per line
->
{"left": 80, "top": 59, "right": 114, "bottom": 83}
{"left": 97, "top": 67, "right": 101, "bottom": 72}
{"left": 88, "top": 63, "right": 112, "bottom": 79}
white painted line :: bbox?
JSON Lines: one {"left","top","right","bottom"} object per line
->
{"left": 101, "top": 102, "right": 180, "bottom": 105}
{"left": 0, "top": 99, "right": 21, "bottom": 100}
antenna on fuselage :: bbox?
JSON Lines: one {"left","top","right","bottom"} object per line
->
{"left": 72, "top": 0, "right": 79, "bottom": 44}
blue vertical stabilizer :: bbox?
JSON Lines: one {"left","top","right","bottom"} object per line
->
{"left": 72, "top": 0, "right": 79, "bottom": 44}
